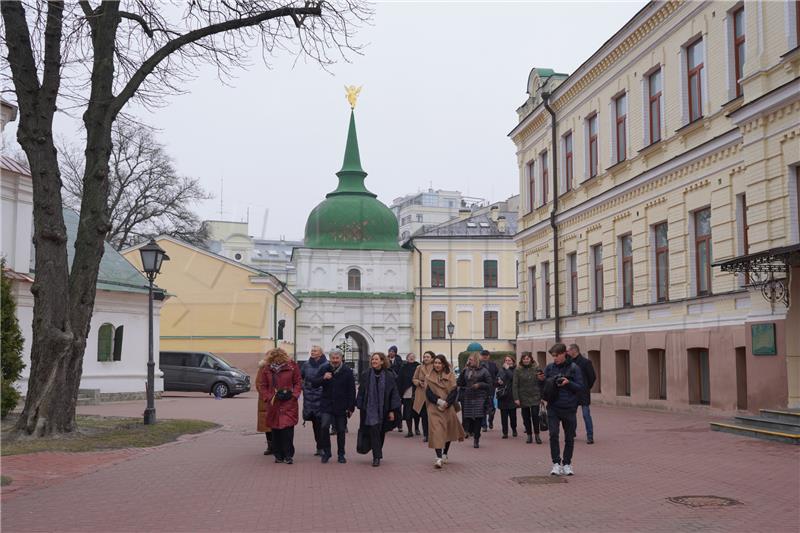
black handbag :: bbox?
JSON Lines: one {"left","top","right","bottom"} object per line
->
{"left": 539, "top": 401, "right": 549, "bottom": 432}
{"left": 356, "top": 426, "right": 371, "bottom": 454}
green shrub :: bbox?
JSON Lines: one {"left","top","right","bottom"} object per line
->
{"left": 1, "top": 260, "right": 26, "bottom": 418}
{"left": 457, "top": 350, "right": 516, "bottom": 370}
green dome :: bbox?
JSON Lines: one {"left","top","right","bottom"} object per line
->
{"left": 304, "top": 111, "right": 401, "bottom": 251}
{"left": 466, "top": 342, "right": 484, "bottom": 352}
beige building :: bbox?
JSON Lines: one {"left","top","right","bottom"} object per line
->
{"left": 123, "top": 236, "right": 300, "bottom": 378}
{"left": 404, "top": 197, "right": 520, "bottom": 366}
{"left": 510, "top": 1, "right": 800, "bottom": 413}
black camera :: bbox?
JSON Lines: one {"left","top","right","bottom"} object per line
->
{"left": 555, "top": 376, "right": 567, "bottom": 386}
{"left": 275, "top": 389, "right": 293, "bottom": 401}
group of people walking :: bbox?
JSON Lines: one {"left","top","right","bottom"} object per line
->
{"left": 256, "top": 342, "right": 596, "bottom": 475}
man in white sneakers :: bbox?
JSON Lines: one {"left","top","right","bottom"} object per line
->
{"left": 542, "top": 343, "right": 584, "bottom": 476}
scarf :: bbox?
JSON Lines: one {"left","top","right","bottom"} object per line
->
{"left": 365, "top": 368, "right": 385, "bottom": 426}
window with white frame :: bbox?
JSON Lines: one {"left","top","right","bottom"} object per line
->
{"left": 620, "top": 234, "right": 633, "bottom": 307}
{"left": 592, "top": 244, "right": 604, "bottom": 311}
{"left": 730, "top": 4, "right": 745, "bottom": 98}
{"left": 613, "top": 93, "right": 627, "bottom": 164}
{"left": 540, "top": 150, "right": 549, "bottom": 205}
{"left": 542, "top": 261, "right": 551, "bottom": 319}
{"left": 654, "top": 222, "right": 669, "bottom": 302}
{"left": 586, "top": 114, "right": 599, "bottom": 179}
{"left": 563, "top": 132, "right": 573, "bottom": 193}
{"left": 528, "top": 265, "right": 537, "bottom": 320}
{"left": 685, "top": 37, "right": 705, "bottom": 123}
{"left": 526, "top": 160, "right": 535, "bottom": 213}
{"left": 694, "top": 207, "right": 712, "bottom": 296}
{"left": 645, "top": 68, "right": 662, "bottom": 145}
{"left": 568, "top": 252, "right": 578, "bottom": 315}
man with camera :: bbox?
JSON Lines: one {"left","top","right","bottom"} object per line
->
{"left": 543, "top": 343, "right": 584, "bottom": 476}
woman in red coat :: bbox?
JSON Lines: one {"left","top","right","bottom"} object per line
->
{"left": 259, "top": 347, "right": 302, "bottom": 464}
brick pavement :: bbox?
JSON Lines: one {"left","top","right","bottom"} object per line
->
{"left": 1, "top": 391, "right": 798, "bottom": 532}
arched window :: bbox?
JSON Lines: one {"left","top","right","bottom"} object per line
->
{"left": 348, "top": 268, "right": 361, "bottom": 291}
{"left": 98, "top": 323, "right": 124, "bottom": 362}
{"left": 98, "top": 323, "right": 114, "bottom": 362}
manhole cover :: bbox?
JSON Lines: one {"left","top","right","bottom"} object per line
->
{"left": 512, "top": 475, "right": 567, "bottom": 485}
{"left": 667, "top": 496, "right": 743, "bottom": 508}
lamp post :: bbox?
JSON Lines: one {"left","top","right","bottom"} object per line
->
{"left": 447, "top": 321, "right": 455, "bottom": 369}
{"left": 139, "top": 239, "right": 169, "bottom": 425}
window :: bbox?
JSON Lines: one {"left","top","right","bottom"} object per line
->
{"left": 569, "top": 252, "right": 578, "bottom": 315}
{"left": 483, "top": 259, "right": 498, "bottom": 288}
{"left": 648, "top": 68, "right": 662, "bottom": 144}
{"left": 564, "top": 132, "right": 573, "bottom": 192}
{"left": 543, "top": 262, "right": 551, "bottom": 319}
{"left": 732, "top": 5, "right": 745, "bottom": 98}
{"left": 687, "top": 38, "right": 704, "bottom": 122}
{"left": 541, "top": 151, "right": 549, "bottom": 204}
{"left": 529, "top": 266, "right": 537, "bottom": 320}
{"left": 431, "top": 311, "right": 446, "bottom": 339}
{"left": 688, "top": 349, "right": 710, "bottom": 405}
{"left": 113, "top": 325, "right": 124, "bottom": 361}
{"left": 614, "top": 93, "right": 627, "bottom": 163}
{"left": 431, "top": 260, "right": 445, "bottom": 288}
{"left": 621, "top": 235, "right": 633, "bottom": 307}
{"left": 648, "top": 349, "right": 667, "bottom": 400}
{"left": 592, "top": 244, "right": 604, "bottom": 311}
{"left": 97, "top": 323, "right": 114, "bottom": 362}
{"left": 347, "top": 268, "right": 361, "bottom": 291}
{"left": 527, "top": 160, "right": 535, "bottom": 212}
{"left": 694, "top": 208, "right": 712, "bottom": 295}
{"left": 484, "top": 311, "right": 498, "bottom": 339}
{"left": 588, "top": 114, "right": 599, "bottom": 178}
{"left": 416, "top": 214, "right": 423, "bottom": 222}
{"left": 655, "top": 222, "right": 669, "bottom": 302}
{"left": 615, "top": 350, "right": 631, "bottom": 397}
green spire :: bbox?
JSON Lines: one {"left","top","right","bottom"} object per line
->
{"left": 328, "top": 110, "right": 375, "bottom": 198}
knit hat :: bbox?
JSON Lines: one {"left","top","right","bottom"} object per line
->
{"left": 388, "top": 345, "right": 398, "bottom": 354}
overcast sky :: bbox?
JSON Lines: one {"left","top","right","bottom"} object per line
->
{"left": 7, "top": 1, "right": 647, "bottom": 241}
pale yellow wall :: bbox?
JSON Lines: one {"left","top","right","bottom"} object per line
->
{"left": 123, "top": 238, "right": 297, "bottom": 357}
{"left": 410, "top": 238, "right": 518, "bottom": 355}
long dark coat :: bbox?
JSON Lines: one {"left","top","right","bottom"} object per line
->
{"left": 456, "top": 366, "right": 492, "bottom": 419}
{"left": 496, "top": 365, "right": 517, "bottom": 410}
{"left": 356, "top": 369, "right": 401, "bottom": 432}
{"left": 301, "top": 355, "right": 327, "bottom": 420}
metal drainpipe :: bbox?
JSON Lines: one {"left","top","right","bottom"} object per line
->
{"left": 409, "top": 241, "right": 424, "bottom": 356}
{"left": 293, "top": 299, "right": 302, "bottom": 359}
{"left": 273, "top": 281, "right": 286, "bottom": 348}
{"left": 542, "top": 92, "right": 561, "bottom": 343}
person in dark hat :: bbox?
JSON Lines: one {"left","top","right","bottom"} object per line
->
{"left": 387, "top": 346, "right": 404, "bottom": 431}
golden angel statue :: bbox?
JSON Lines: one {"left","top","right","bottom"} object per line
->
{"left": 344, "top": 85, "right": 362, "bottom": 109}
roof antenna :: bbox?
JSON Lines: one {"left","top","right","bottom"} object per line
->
{"left": 219, "top": 177, "right": 224, "bottom": 219}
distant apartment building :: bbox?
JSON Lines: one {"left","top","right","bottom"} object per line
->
{"left": 511, "top": 1, "right": 800, "bottom": 412}
{"left": 404, "top": 196, "right": 520, "bottom": 364}
{"left": 391, "top": 189, "right": 487, "bottom": 240}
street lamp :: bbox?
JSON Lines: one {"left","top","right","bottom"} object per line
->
{"left": 139, "top": 239, "right": 169, "bottom": 425}
{"left": 447, "top": 321, "right": 455, "bottom": 369}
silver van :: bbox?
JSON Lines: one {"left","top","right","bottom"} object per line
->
{"left": 159, "top": 351, "right": 250, "bottom": 398}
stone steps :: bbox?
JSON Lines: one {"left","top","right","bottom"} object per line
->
{"left": 710, "top": 409, "right": 800, "bottom": 445}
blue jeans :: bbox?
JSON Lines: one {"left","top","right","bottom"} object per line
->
{"left": 580, "top": 404, "right": 594, "bottom": 438}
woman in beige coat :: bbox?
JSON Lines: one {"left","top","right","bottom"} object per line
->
{"left": 412, "top": 351, "right": 435, "bottom": 442}
{"left": 255, "top": 357, "right": 273, "bottom": 455}
{"left": 425, "top": 354, "right": 465, "bottom": 468}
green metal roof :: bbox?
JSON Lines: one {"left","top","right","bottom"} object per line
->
{"left": 29, "top": 209, "right": 151, "bottom": 294}
{"left": 304, "top": 110, "right": 402, "bottom": 251}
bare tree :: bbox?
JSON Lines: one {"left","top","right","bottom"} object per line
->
{"left": 60, "top": 121, "right": 211, "bottom": 250}
{"left": 1, "top": 0, "right": 369, "bottom": 436}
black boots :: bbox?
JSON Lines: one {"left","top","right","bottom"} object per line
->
{"left": 264, "top": 433, "right": 274, "bottom": 455}
{"left": 535, "top": 433, "right": 542, "bottom": 444}
{"left": 473, "top": 435, "right": 480, "bottom": 448}
{"left": 526, "top": 433, "right": 533, "bottom": 444}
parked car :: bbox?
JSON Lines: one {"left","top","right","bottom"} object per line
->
{"left": 159, "top": 351, "right": 250, "bottom": 398}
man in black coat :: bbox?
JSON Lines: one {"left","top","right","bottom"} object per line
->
{"left": 479, "top": 350, "right": 499, "bottom": 430}
{"left": 568, "top": 343, "right": 596, "bottom": 444}
{"left": 544, "top": 343, "right": 584, "bottom": 476}
{"left": 387, "top": 345, "right": 404, "bottom": 431}
{"left": 312, "top": 348, "right": 356, "bottom": 463}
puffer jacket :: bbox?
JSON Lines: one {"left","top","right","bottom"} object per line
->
{"left": 512, "top": 362, "right": 543, "bottom": 407}
{"left": 496, "top": 366, "right": 517, "bottom": 410}
{"left": 456, "top": 366, "right": 492, "bottom": 419}
{"left": 301, "top": 355, "right": 327, "bottom": 420}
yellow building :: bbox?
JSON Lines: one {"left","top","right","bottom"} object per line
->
{"left": 405, "top": 197, "right": 519, "bottom": 365}
{"left": 510, "top": 1, "right": 799, "bottom": 413}
{"left": 123, "top": 236, "right": 300, "bottom": 377}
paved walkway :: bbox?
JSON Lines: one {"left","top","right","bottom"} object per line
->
{"left": 2, "top": 392, "right": 798, "bottom": 532}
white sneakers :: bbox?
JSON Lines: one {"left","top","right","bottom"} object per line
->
{"left": 550, "top": 463, "right": 574, "bottom": 476}
{"left": 434, "top": 458, "right": 443, "bottom": 469}
{"left": 550, "top": 463, "right": 563, "bottom": 476}
{"left": 562, "top": 464, "right": 574, "bottom": 476}
{"left": 442, "top": 454, "right": 449, "bottom": 464}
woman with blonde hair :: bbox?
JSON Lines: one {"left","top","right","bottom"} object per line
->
{"left": 356, "top": 352, "right": 401, "bottom": 467}
{"left": 255, "top": 356, "right": 274, "bottom": 455}
{"left": 456, "top": 352, "right": 492, "bottom": 448}
{"left": 259, "top": 347, "right": 302, "bottom": 464}
{"left": 425, "top": 354, "right": 465, "bottom": 468}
